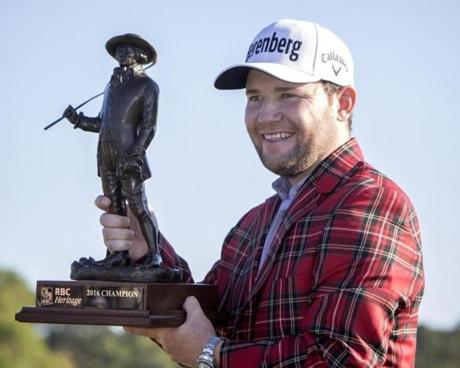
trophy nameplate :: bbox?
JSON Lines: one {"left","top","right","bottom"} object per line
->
{"left": 16, "top": 281, "right": 224, "bottom": 327}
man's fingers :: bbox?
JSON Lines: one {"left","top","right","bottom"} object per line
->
{"left": 96, "top": 195, "right": 130, "bottom": 229}
{"left": 102, "top": 228, "right": 134, "bottom": 253}
{"left": 183, "top": 296, "right": 204, "bottom": 321}
{"left": 95, "top": 195, "right": 111, "bottom": 210}
{"left": 124, "top": 326, "right": 151, "bottom": 336}
{"left": 102, "top": 227, "right": 134, "bottom": 241}
{"left": 100, "top": 212, "right": 130, "bottom": 228}
{"left": 104, "top": 239, "right": 132, "bottom": 253}
{"left": 183, "top": 296, "right": 200, "bottom": 310}
{"left": 124, "top": 326, "right": 169, "bottom": 342}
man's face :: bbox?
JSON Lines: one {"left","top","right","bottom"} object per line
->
{"left": 245, "top": 70, "right": 340, "bottom": 179}
{"left": 115, "top": 44, "right": 137, "bottom": 67}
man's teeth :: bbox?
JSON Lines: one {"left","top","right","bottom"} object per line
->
{"left": 263, "top": 132, "right": 293, "bottom": 141}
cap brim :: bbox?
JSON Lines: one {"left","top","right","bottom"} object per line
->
{"left": 214, "top": 62, "right": 321, "bottom": 90}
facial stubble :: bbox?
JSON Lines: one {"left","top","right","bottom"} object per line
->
{"left": 254, "top": 115, "right": 336, "bottom": 178}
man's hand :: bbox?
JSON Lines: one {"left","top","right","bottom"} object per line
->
{"left": 125, "top": 296, "right": 221, "bottom": 368}
{"left": 95, "top": 195, "right": 149, "bottom": 262}
{"left": 63, "top": 105, "right": 79, "bottom": 125}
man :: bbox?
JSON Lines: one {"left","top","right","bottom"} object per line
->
{"left": 96, "top": 20, "right": 424, "bottom": 367}
{"left": 64, "top": 34, "right": 165, "bottom": 279}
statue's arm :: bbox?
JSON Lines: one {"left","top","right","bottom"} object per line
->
{"left": 75, "top": 113, "right": 101, "bottom": 132}
{"left": 63, "top": 105, "right": 101, "bottom": 133}
{"left": 134, "top": 80, "right": 159, "bottom": 152}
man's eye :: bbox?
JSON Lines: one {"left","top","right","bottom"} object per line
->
{"left": 248, "top": 95, "right": 261, "bottom": 102}
{"left": 281, "top": 93, "right": 298, "bottom": 99}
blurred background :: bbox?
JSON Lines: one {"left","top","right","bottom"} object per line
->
{"left": 1, "top": 1, "right": 459, "bottom": 367}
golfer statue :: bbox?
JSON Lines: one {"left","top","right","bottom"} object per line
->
{"left": 63, "top": 33, "right": 178, "bottom": 282}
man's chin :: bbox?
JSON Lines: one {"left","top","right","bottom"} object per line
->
{"left": 262, "top": 160, "right": 299, "bottom": 178}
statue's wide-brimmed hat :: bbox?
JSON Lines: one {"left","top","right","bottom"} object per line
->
{"left": 105, "top": 33, "right": 157, "bottom": 64}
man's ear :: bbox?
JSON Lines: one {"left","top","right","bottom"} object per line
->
{"left": 337, "top": 86, "right": 357, "bottom": 122}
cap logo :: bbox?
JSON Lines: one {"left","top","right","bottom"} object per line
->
{"left": 321, "top": 51, "right": 349, "bottom": 76}
{"left": 246, "top": 32, "right": 303, "bottom": 62}
{"left": 332, "top": 65, "right": 341, "bottom": 76}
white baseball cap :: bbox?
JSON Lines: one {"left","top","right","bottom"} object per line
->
{"left": 214, "top": 19, "right": 354, "bottom": 90}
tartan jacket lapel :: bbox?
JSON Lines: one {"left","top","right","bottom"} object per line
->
{"left": 243, "top": 138, "right": 365, "bottom": 305}
{"left": 223, "top": 194, "right": 279, "bottom": 325}
{"left": 247, "top": 182, "right": 319, "bottom": 301}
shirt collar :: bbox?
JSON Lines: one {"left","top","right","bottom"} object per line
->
{"left": 272, "top": 170, "right": 311, "bottom": 201}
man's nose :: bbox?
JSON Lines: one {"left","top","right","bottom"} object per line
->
{"left": 257, "top": 102, "right": 282, "bottom": 124}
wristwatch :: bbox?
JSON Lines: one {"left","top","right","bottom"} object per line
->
{"left": 196, "top": 336, "right": 221, "bottom": 368}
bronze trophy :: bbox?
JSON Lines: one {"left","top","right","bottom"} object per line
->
{"left": 16, "top": 34, "right": 221, "bottom": 328}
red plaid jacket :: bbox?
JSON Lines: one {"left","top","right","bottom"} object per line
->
{"left": 160, "top": 138, "right": 424, "bottom": 367}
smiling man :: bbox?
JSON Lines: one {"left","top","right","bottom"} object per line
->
{"left": 244, "top": 71, "right": 352, "bottom": 185}
{"left": 97, "top": 20, "right": 424, "bottom": 367}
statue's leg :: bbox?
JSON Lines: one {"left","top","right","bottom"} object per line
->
{"left": 97, "top": 145, "right": 129, "bottom": 267}
{"left": 101, "top": 173, "right": 125, "bottom": 216}
{"left": 122, "top": 176, "right": 162, "bottom": 267}
{"left": 99, "top": 142, "right": 126, "bottom": 215}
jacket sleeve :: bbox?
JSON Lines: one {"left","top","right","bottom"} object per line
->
{"left": 74, "top": 84, "right": 108, "bottom": 132}
{"left": 134, "top": 80, "right": 158, "bottom": 151}
{"left": 219, "top": 186, "right": 424, "bottom": 367}
{"left": 158, "top": 232, "right": 194, "bottom": 283}
{"left": 75, "top": 113, "right": 101, "bottom": 132}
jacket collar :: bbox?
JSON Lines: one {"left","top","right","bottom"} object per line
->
{"left": 261, "top": 137, "right": 364, "bottom": 217}
{"left": 311, "top": 137, "right": 365, "bottom": 194}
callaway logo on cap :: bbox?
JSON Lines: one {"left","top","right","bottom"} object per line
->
{"left": 214, "top": 19, "right": 354, "bottom": 89}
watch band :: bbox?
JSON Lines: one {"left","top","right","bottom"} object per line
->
{"left": 196, "top": 336, "right": 221, "bottom": 368}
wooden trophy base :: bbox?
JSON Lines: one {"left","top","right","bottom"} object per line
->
{"left": 16, "top": 281, "right": 224, "bottom": 327}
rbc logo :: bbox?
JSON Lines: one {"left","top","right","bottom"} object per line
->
{"left": 40, "top": 287, "right": 54, "bottom": 306}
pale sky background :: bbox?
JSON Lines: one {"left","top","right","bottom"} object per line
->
{"left": 1, "top": 0, "right": 458, "bottom": 330}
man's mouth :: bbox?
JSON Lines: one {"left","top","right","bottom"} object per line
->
{"left": 262, "top": 132, "right": 294, "bottom": 142}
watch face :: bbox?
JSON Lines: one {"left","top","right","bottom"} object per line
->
{"left": 197, "top": 362, "right": 213, "bottom": 368}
